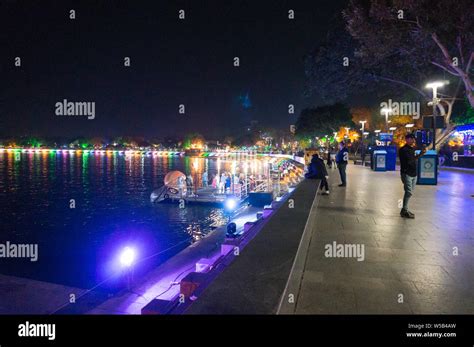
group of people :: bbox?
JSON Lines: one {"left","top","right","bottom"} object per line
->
{"left": 305, "top": 141, "right": 349, "bottom": 194}
{"left": 210, "top": 172, "right": 235, "bottom": 194}
{"left": 177, "top": 174, "right": 195, "bottom": 195}
{"left": 179, "top": 170, "right": 261, "bottom": 196}
{"left": 305, "top": 134, "right": 427, "bottom": 219}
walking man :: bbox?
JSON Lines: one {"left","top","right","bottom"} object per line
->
{"left": 399, "top": 134, "right": 426, "bottom": 218}
{"left": 336, "top": 142, "right": 349, "bottom": 187}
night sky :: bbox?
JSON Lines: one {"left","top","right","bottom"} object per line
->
{"left": 1, "top": 0, "right": 347, "bottom": 139}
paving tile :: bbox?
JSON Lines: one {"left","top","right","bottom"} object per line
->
{"left": 390, "top": 263, "right": 455, "bottom": 285}
{"left": 296, "top": 281, "right": 357, "bottom": 314}
{"left": 391, "top": 249, "right": 452, "bottom": 266}
{"left": 294, "top": 165, "right": 474, "bottom": 315}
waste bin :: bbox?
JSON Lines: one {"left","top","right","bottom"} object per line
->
{"left": 373, "top": 150, "right": 387, "bottom": 171}
{"left": 369, "top": 146, "right": 396, "bottom": 170}
{"left": 417, "top": 150, "right": 438, "bottom": 185}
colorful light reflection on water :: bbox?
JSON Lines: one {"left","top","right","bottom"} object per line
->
{"left": 0, "top": 152, "right": 267, "bottom": 291}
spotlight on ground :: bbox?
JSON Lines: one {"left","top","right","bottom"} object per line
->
{"left": 224, "top": 198, "right": 238, "bottom": 212}
{"left": 120, "top": 247, "right": 136, "bottom": 268}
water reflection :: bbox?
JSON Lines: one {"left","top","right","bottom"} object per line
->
{"left": 0, "top": 152, "right": 280, "bottom": 290}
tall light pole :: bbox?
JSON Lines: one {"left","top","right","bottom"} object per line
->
{"left": 381, "top": 108, "right": 392, "bottom": 132}
{"left": 426, "top": 81, "right": 446, "bottom": 150}
{"left": 359, "top": 121, "right": 368, "bottom": 154}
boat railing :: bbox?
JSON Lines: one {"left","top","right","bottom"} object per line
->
{"left": 253, "top": 180, "right": 268, "bottom": 193}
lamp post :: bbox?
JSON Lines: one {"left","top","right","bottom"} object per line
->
{"left": 425, "top": 81, "right": 446, "bottom": 150}
{"left": 343, "top": 127, "right": 350, "bottom": 141}
{"left": 381, "top": 108, "right": 393, "bottom": 132}
{"left": 359, "top": 121, "right": 368, "bottom": 156}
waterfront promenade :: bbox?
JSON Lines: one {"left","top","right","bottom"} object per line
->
{"left": 288, "top": 164, "right": 474, "bottom": 314}
{"left": 188, "top": 163, "right": 474, "bottom": 314}
{"left": 1, "top": 163, "right": 472, "bottom": 315}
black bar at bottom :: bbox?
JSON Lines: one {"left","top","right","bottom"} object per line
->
{"left": 0, "top": 315, "right": 472, "bottom": 346}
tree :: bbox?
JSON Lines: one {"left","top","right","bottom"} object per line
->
{"left": 306, "top": 0, "right": 474, "bottom": 149}
{"left": 343, "top": 0, "right": 474, "bottom": 107}
{"left": 295, "top": 103, "right": 354, "bottom": 140}
{"left": 351, "top": 107, "right": 374, "bottom": 131}
{"left": 452, "top": 98, "right": 474, "bottom": 125}
{"left": 19, "top": 137, "right": 43, "bottom": 148}
{"left": 183, "top": 133, "right": 205, "bottom": 149}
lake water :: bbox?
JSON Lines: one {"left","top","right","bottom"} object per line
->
{"left": 0, "top": 152, "right": 266, "bottom": 291}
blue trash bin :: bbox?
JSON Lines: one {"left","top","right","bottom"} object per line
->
{"left": 370, "top": 145, "right": 396, "bottom": 170}
{"left": 417, "top": 150, "right": 438, "bottom": 185}
{"left": 373, "top": 150, "right": 387, "bottom": 171}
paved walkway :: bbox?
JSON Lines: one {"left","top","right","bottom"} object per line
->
{"left": 293, "top": 164, "right": 474, "bottom": 314}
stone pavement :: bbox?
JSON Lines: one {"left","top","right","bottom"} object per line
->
{"left": 292, "top": 164, "right": 474, "bottom": 314}
{"left": 0, "top": 274, "right": 86, "bottom": 314}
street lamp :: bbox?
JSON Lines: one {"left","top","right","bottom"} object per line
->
{"left": 389, "top": 126, "right": 397, "bottom": 133}
{"left": 405, "top": 123, "right": 415, "bottom": 128}
{"left": 426, "top": 81, "right": 446, "bottom": 100}
{"left": 359, "top": 120, "right": 367, "bottom": 132}
{"left": 381, "top": 108, "right": 393, "bottom": 132}
{"left": 425, "top": 81, "right": 447, "bottom": 150}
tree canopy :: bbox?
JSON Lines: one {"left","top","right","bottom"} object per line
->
{"left": 306, "top": 0, "right": 474, "bottom": 111}
{"left": 295, "top": 103, "right": 354, "bottom": 139}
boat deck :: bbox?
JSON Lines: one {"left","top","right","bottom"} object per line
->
{"left": 167, "top": 187, "right": 246, "bottom": 204}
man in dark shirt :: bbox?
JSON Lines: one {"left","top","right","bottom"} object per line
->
{"left": 399, "top": 134, "right": 426, "bottom": 218}
{"left": 336, "top": 142, "right": 349, "bottom": 187}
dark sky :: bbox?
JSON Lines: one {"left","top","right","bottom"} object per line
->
{"left": 1, "top": 0, "right": 348, "bottom": 139}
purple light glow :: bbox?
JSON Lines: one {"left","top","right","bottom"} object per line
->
{"left": 120, "top": 247, "right": 136, "bottom": 267}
